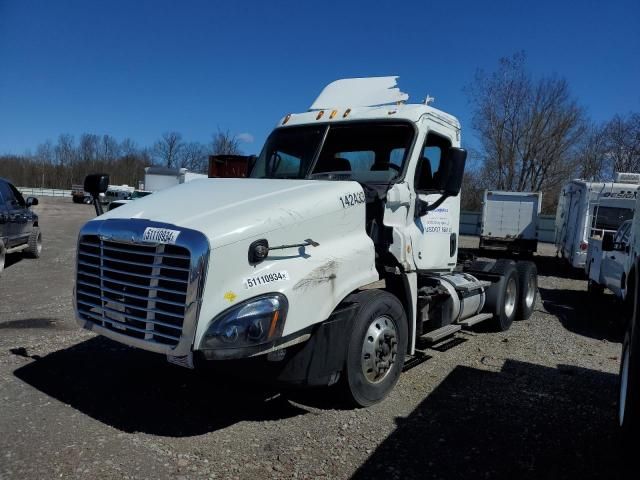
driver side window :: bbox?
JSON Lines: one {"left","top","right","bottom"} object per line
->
{"left": 0, "top": 181, "right": 17, "bottom": 208}
{"left": 415, "top": 132, "right": 452, "bottom": 192}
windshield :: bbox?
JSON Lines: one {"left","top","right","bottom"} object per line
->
{"left": 591, "top": 206, "right": 634, "bottom": 232}
{"left": 250, "top": 122, "right": 415, "bottom": 183}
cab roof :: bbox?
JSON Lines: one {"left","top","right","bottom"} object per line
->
{"left": 278, "top": 76, "right": 461, "bottom": 130}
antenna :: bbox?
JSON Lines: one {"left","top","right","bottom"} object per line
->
{"left": 424, "top": 95, "right": 435, "bottom": 105}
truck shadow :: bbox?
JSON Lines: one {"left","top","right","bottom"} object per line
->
{"left": 351, "top": 359, "right": 621, "bottom": 480}
{"left": 538, "top": 287, "right": 624, "bottom": 342}
{"left": 12, "top": 336, "right": 310, "bottom": 437}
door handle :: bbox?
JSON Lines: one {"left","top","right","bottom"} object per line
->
{"left": 610, "top": 256, "right": 616, "bottom": 260}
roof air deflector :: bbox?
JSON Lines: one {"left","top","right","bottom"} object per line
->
{"left": 309, "top": 76, "right": 409, "bottom": 110}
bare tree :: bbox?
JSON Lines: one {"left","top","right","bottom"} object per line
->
{"left": 211, "top": 129, "right": 241, "bottom": 155}
{"left": 466, "top": 52, "right": 586, "bottom": 198}
{"left": 153, "top": 131, "right": 184, "bottom": 167}
{"left": 179, "top": 142, "right": 208, "bottom": 172}
{"left": 602, "top": 113, "right": 640, "bottom": 173}
{"left": 573, "top": 123, "right": 609, "bottom": 181}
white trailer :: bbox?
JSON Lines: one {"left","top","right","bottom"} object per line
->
{"left": 143, "top": 167, "right": 208, "bottom": 192}
{"left": 76, "top": 77, "right": 538, "bottom": 406}
{"left": 555, "top": 174, "right": 639, "bottom": 269}
{"left": 479, "top": 190, "right": 541, "bottom": 256}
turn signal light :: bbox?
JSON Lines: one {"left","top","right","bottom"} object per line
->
{"left": 329, "top": 109, "right": 337, "bottom": 119}
{"left": 316, "top": 110, "right": 324, "bottom": 120}
{"left": 282, "top": 114, "right": 291, "bottom": 125}
{"left": 343, "top": 108, "right": 351, "bottom": 118}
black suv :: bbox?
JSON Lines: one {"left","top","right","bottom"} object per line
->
{"left": 0, "top": 178, "right": 42, "bottom": 275}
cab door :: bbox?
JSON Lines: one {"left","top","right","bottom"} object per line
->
{"left": 410, "top": 129, "right": 460, "bottom": 271}
{"left": 0, "top": 182, "right": 30, "bottom": 246}
{"left": 603, "top": 221, "right": 631, "bottom": 296}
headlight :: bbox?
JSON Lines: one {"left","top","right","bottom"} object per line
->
{"left": 201, "top": 294, "right": 288, "bottom": 349}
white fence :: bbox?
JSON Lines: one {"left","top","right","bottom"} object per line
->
{"left": 460, "top": 211, "right": 556, "bottom": 243}
{"left": 18, "top": 187, "right": 72, "bottom": 198}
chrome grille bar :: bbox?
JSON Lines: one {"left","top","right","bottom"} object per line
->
{"left": 76, "top": 233, "right": 192, "bottom": 347}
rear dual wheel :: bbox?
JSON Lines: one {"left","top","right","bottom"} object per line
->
{"left": 485, "top": 260, "right": 520, "bottom": 331}
{"left": 516, "top": 261, "right": 537, "bottom": 320}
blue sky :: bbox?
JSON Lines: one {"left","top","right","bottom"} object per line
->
{"left": 0, "top": 0, "right": 638, "bottom": 155}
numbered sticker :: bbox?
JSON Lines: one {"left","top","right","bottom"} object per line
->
{"left": 244, "top": 271, "right": 290, "bottom": 289}
{"left": 142, "top": 227, "right": 181, "bottom": 244}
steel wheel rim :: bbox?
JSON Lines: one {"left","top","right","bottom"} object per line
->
{"left": 504, "top": 277, "right": 517, "bottom": 318}
{"left": 619, "top": 342, "right": 630, "bottom": 426}
{"left": 361, "top": 315, "right": 398, "bottom": 384}
{"left": 525, "top": 275, "right": 536, "bottom": 308}
{"left": 0, "top": 248, "right": 5, "bottom": 269}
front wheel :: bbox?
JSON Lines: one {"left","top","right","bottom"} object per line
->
{"left": 343, "top": 290, "right": 407, "bottom": 407}
{"left": 620, "top": 316, "right": 640, "bottom": 443}
{"left": 25, "top": 227, "right": 42, "bottom": 258}
{"left": 0, "top": 241, "right": 5, "bottom": 276}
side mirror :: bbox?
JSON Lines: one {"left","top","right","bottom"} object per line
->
{"left": 84, "top": 174, "right": 109, "bottom": 196}
{"left": 84, "top": 173, "right": 110, "bottom": 216}
{"left": 602, "top": 233, "right": 614, "bottom": 252}
{"left": 441, "top": 147, "right": 467, "bottom": 196}
{"left": 26, "top": 197, "right": 39, "bottom": 207}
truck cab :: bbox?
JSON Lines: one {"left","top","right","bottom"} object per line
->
{"left": 75, "top": 77, "right": 537, "bottom": 405}
{"left": 587, "top": 220, "right": 634, "bottom": 298}
{"left": 0, "top": 178, "right": 42, "bottom": 275}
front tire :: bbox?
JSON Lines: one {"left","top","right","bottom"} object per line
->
{"left": 343, "top": 290, "right": 407, "bottom": 407}
{"left": 620, "top": 313, "right": 640, "bottom": 443}
{"left": 25, "top": 227, "right": 42, "bottom": 258}
{"left": 0, "top": 240, "right": 5, "bottom": 276}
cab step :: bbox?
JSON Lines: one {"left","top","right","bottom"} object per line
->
{"left": 458, "top": 312, "right": 493, "bottom": 328}
{"left": 422, "top": 324, "right": 461, "bottom": 343}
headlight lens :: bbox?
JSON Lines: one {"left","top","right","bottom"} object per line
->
{"left": 202, "top": 294, "right": 288, "bottom": 349}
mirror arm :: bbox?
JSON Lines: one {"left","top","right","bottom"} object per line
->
{"left": 415, "top": 194, "right": 450, "bottom": 218}
{"left": 92, "top": 195, "right": 104, "bottom": 216}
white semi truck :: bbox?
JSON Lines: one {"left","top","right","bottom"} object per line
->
{"left": 555, "top": 175, "right": 639, "bottom": 269}
{"left": 75, "top": 77, "right": 538, "bottom": 406}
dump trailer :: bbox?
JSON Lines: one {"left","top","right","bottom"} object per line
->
{"left": 479, "top": 190, "right": 541, "bottom": 256}
{"left": 555, "top": 174, "right": 639, "bottom": 269}
{"left": 143, "top": 167, "right": 208, "bottom": 192}
{"left": 75, "top": 77, "right": 538, "bottom": 406}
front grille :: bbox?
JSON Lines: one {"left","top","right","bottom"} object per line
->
{"left": 76, "top": 234, "right": 191, "bottom": 347}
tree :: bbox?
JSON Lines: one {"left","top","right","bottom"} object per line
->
{"left": 153, "top": 131, "right": 184, "bottom": 167}
{"left": 466, "top": 52, "right": 586, "bottom": 197}
{"left": 573, "top": 123, "right": 608, "bottom": 181}
{"left": 211, "top": 129, "right": 241, "bottom": 155}
{"left": 602, "top": 113, "right": 640, "bottom": 174}
{"left": 179, "top": 142, "right": 208, "bottom": 172}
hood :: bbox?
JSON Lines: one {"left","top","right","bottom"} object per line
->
{"left": 97, "top": 178, "right": 363, "bottom": 248}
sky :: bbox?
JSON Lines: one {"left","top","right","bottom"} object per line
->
{"left": 0, "top": 0, "right": 638, "bottom": 156}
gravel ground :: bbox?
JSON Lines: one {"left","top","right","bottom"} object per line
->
{"left": 0, "top": 197, "right": 626, "bottom": 479}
